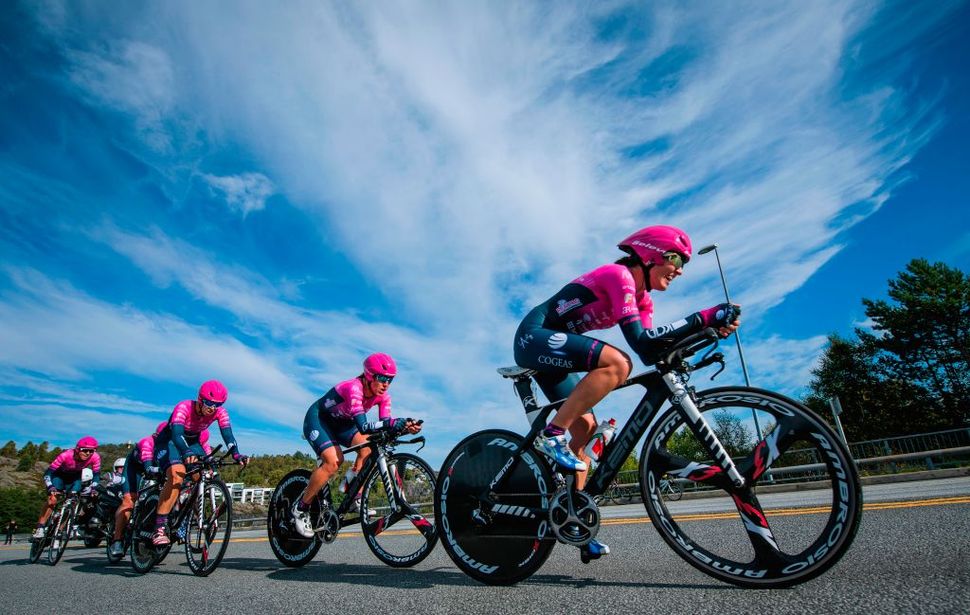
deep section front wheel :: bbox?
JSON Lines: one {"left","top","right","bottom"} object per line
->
{"left": 184, "top": 479, "right": 233, "bottom": 576}
{"left": 360, "top": 452, "right": 438, "bottom": 567}
{"left": 46, "top": 507, "right": 72, "bottom": 566}
{"left": 130, "top": 493, "right": 167, "bottom": 574}
{"left": 640, "top": 386, "right": 862, "bottom": 588}
{"left": 267, "top": 469, "right": 324, "bottom": 568}
{"left": 435, "top": 429, "right": 555, "bottom": 586}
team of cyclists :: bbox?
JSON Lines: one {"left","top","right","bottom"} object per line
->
{"left": 29, "top": 225, "right": 741, "bottom": 567}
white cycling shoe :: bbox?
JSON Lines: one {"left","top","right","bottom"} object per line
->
{"left": 534, "top": 434, "right": 587, "bottom": 471}
{"left": 109, "top": 541, "right": 124, "bottom": 557}
{"left": 291, "top": 501, "right": 314, "bottom": 538}
{"left": 32, "top": 527, "right": 46, "bottom": 540}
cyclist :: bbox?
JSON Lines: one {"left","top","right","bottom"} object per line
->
{"left": 513, "top": 225, "right": 740, "bottom": 560}
{"left": 108, "top": 422, "right": 209, "bottom": 556}
{"left": 106, "top": 458, "right": 127, "bottom": 490}
{"left": 291, "top": 353, "right": 422, "bottom": 538}
{"left": 149, "top": 381, "right": 248, "bottom": 546}
{"left": 33, "top": 437, "right": 101, "bottom": 539}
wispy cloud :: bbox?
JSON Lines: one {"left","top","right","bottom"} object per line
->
{"left": 3, "top": 1, "right": 960, "bottom": 460}
{"left": 202, "top": 172, "right": 275, "bottom": 217}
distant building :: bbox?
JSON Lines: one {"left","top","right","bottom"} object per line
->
{"left": 224, "top": 482, "right": 273, "bottom": 504}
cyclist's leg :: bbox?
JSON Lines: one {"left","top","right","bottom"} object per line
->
{"left": 301, "top": 407, "right": 344, "bottom": 506}
{"left": 113, "top": 453, "right": 140, "bottom": 542}
{"left": 36, "top": 475, "right": 65, "bottom": 532}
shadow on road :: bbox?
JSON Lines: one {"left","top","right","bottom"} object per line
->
{"left": 202, "top": 558, "right": 728, "bottom": 591}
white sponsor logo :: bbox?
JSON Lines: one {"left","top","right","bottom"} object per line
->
{"left": 324, "top": 398, "right": 336, "bottom": 408}
{"left": 555, "top": 298, "right": 582, "bottom": 315}
{"left": 547, "top": 333, "right": 568, "bottom": 350}
{"left": 309, "top": 430, "right": 319, "bottom": 441}
{"left": 538, "top": 355, "right": 574, "bottom": 368}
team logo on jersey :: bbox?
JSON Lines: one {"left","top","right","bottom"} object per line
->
{"left": 623, "top": 293, "right": 634, "bottom": 305}
{"left": 555, "top": 298, "right": 582, "bottom": 316}
{"left": 547, "top": 332, "right": 568, "bottom": 350}
{"left": 518, "top": 333, "right": 534, "bottom": 349}
{"left": 309, "top": 430, "right": 320, "bottom": 441}
{"left": 324, "top": 398, "right": 336, "bottom": 408}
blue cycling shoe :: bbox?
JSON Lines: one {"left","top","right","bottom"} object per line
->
{"left": 580, "top": 538, "right": 610, "bottom": 564}
{"left": 534, "top": 434, "right": 587, "bottom": 471}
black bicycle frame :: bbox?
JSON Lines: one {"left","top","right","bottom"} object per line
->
{"left": 510, "top": 369, "right": 671, "bottom": 498}
{"left": 323, "top": 435, "right": 426, "bottom": 525}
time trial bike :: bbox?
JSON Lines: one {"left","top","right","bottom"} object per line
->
{"left": 28, "top": 469, "right": 96, "bottom": 566}
{"left": 129, "top": 446, "right": 236, "bottom": 576}
{"left": 267, "top": 422, "right": 437, "bottom": 568}
{"left": 435, "top": 328, "right": 862, "bottom": 587}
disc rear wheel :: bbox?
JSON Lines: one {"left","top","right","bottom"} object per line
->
{"left": 267, "top": 469, "right": 324, "bottom": 568}
{"left": 435, "top": 429, "right": 555, "bottom": 586}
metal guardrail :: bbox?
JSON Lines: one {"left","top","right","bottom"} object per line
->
{"left": 602, "top": 443, "right": 970, "bottom": 501}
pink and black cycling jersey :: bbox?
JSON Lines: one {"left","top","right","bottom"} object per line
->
{"left": 44, "top": 449, "right": 101, "bottom": 488}
{"left": 514, "top": 263, "right": 709, "bottom": 402}
{"left": 324, "top": 378, "right": 392, "bottom": 423}
{"left": 303, "top": 377, "right": 401, "bottom": 454}
{"left": 163, "top": 400, "right": 237, "bottom": 458}
{"left": 136, "top": 435, "right": 156, "bottom": 464}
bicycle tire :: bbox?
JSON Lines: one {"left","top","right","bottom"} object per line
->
{"left": 47, "top": 505, "right": 73, "bottom": 566}
{"left": 664, "top": 478, "right": 684, "bottom": 502}
{"left": 640, "top": 386, "right": 862, "bottom": 588}
{"left": 267, "top": 469, "right": 324, "bottom": 568}
{"left": 130, "top": 493, "right": 165, "bottom": 574}
{"left": 28, "top": 534, "right": 47, "bottom": 564}
{"left": 435, "top": 429, "right": 556, "bottom": 586}
{"left": 360, "top": 452, "right": 438, "bottom": 567}
{"left": 184, "top": 479, "right": 232, "bottom": 576}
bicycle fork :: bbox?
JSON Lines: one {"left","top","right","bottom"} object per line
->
{"left": 662, "top": 372, "right": 746, "bottom": 488}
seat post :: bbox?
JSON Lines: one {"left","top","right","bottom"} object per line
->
{"left": 511, "top": 377, "right": 542, "bottom": 427}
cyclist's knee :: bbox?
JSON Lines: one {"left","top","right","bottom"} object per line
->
{"left": 598, "top": 346, "right": 632, "bottom": 383}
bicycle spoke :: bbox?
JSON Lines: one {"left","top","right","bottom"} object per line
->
{"left": 738, "top": 418, "right": 804, "bottom": 483}
{"left": 730, "top": 490, "right": 787, "bottom": 568}
{"left": 661, "top": 452, "right": 735, "bottom": 490}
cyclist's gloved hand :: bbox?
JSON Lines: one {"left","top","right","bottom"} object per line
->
{"left": 698, "top": 303, "right": 741, "bottom": 328}
{"left": 232, "top": 452, "right": 249, "bottom": 467}
{"left": 144, "top": 465, "right": 160, "bottom": 478}
{"left": 390, "top": 418, "right": 407, "bottom": 433}
{"left": 47, "top": 485, "right": 58, "bottom": 494}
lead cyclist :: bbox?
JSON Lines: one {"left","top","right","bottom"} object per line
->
{"left": 513, "top": 225, "right": 740, "bottom": 561}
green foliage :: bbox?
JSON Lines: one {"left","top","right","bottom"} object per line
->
{"left": 0, "top": 487, "right": 46, "bottom": 533}
{"left": 666, "top": 410, "right": 752, "bottom": 461}
{"left": 806, "top": 259, "right": 970, "bottom": 439}
{"left": 1, "top": 441, "right": 17, "bottom": 457}
{"left": 219, "top": 451, "right": 318, "bottom": 487}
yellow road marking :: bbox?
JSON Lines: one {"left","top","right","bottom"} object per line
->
{"left": 2, "top": 496, "right": 967, "bottom": 550}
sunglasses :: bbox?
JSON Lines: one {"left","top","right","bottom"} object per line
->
{"left": 663, "top": 251, "right": 688, "bottom": 269}
{"left": 78, "top": 448, "right": 96, "bottom": 454}
{"left": 374, "top": 374, "right": 394, "bottom": 384}
{"left": 200, "top": 398, "right": 224, "bottom": 409}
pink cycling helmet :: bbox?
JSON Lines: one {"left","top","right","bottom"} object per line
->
{"left": 618, "top": 225, "right": 692, "bottom": 267}
{"left": 76, "top": 436, "right": 98, "bottom": 449}
{"left": 155, "top": 421, "right": 168, "bottom": 435}
{"left": 363, "top": 353, "right": 397, "bottom": 381}
{"left": 198, "top": 380, "right": 228, "bottom": 404}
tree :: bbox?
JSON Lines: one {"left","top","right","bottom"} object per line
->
{"left": 666, "top": 410, "right": 752, "bottom": 461}
{"left": 0, "top": 441, "right": 16, "bottom": 457}
{"left": 863, "top": 259, "right": 970, "bottom": 427}
{"left": 805, "top": 259, "right": 969, "bottom": 440}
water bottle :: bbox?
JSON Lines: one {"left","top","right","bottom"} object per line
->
{"left": 584, "top": 418, "right": 617, "bottom": 470}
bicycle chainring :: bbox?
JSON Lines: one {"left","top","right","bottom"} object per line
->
{"left": 319, "top": 509, "right": 340, "bottom": 543}
{"left": 548, "top": 488, "right": 600, "bottom": 547}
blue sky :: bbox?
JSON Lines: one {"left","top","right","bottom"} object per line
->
{"left": 1, "top": 1, "right": 968, "bottom": 466}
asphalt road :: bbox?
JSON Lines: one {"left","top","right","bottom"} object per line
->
{"left": 1, "top": 478, "right": 968, "bottom": 615}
